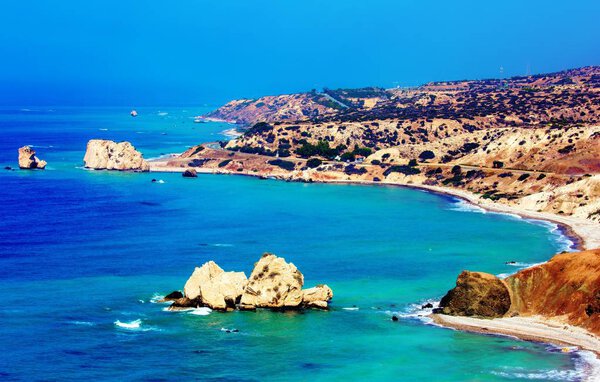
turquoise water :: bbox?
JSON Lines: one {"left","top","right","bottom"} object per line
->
{"left": 0, "top": 108, "right": 591, "bottom": 381}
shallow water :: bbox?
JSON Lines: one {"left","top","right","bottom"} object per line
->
{"left": 0, "top": 107, "right": 591, "bottom": 381}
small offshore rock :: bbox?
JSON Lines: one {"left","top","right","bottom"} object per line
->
{"left": 391, "top": 315, "right": 399, "bottom": 321}
{"left": 160, "top": 291, "right": 183, "bottom": 302}
{"left": 422, "top": 303, "right": 434, "bottom": 309}
{"left": 182, "top": 169, "right": 198, "bottom": 178}
{"left": 168, "top": 297, "right": 201, "bottom": 311}
{"left": 18, "top": 146, "right": 47, "bottom": 169}
{"left": 302, "top": 285, "right": 334, "bottom": 309}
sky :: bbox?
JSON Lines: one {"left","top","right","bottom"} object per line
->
{"left": 1, "top": 0, "right": 599, "bottom": 106}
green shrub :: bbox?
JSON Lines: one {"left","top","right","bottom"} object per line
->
{"left": 218, "top": 159, "right": 232, "bottom": 168}
{"left": 383, "top": 165, "right": 421, "bottom": 177}
{"left": 268, "top": 159, "right": 295, "bottom": 171}
{"left": 418, "top": 150, "right": 435, "bottom": 161}
{"left": 306, "top": 158, "right": 322, "bottom": 168}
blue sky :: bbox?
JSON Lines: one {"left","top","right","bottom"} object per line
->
{"left": 1, "top": 0, "right": 599, "bottom": 106}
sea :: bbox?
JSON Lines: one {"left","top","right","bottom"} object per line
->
{"left": 0, "top": 107, "right": 596, "bottom": 381}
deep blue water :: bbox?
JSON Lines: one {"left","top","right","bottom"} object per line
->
{"left": 0, "top": 107, "right": 593, "bottom": 381}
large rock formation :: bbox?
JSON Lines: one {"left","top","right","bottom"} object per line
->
{"left": 18, "top": 146, "right": 47, "bottom": 169}
{"left": 168, "top": 254, "right": 333, "bottom": 312}
{"left": 437, "top": 249, "right": 600, "bottom": 335}
{"left": 83, "top": 139, "right": 149, "bottom": 171}
{"left": 181, "top": 261, "right": 247, "bottom": 311}
{"left": 437, "top": 271, "right": 511, "bottom": 318}
{"left": 239, "top": 253, "right": 305, "bottom": 310}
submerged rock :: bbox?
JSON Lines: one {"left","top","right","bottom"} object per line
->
{"left": 183, "top": 261, "right": 247, "bottom": 310}
{"left": 437, "top": 271, "right": 511, "bottom": 318}
{"left": 239, "top": 253, "right": 304, "bottom": 310}
{"left": 83, "top": 139, "right": 149, "bottom": 171}
{"left": 18, "top": 146, "right": 47, "bottom": 169}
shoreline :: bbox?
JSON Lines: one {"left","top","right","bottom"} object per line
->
{"left": 431, "top": 315, "right": 600, "bottom": 356}
{"left": 148, "top": 162, "right": 595, "bottom": 251}
{"left": 431, "top": 315, "right": 600, "bottom": 381}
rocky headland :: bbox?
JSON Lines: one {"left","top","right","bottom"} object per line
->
{"left": 83, "top": 139, "right": 149, "bottom": 171}
{"left": 165, "top": 253, "right": 333, "bottom": 312}
{"left": 433, "top": 248, "right": 600, "bottom": 353}
{"left": 149, "top": 66, "right": 600, "bottom": 248}
{"left": 18, "top": 146, "right": 47, "bottom": 169}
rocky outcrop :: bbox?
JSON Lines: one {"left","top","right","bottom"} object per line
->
{"left": 83, "top": 139, "right": 149, "bottom": 171}
{"left": 159, "top": 291, "right": 183, "bottom": 302}
{"left": 18, "top": 146, "right": 47, "bottom": 169}
{"left": 302, "top": 285, "right": 334, "bottom": 309}
{"left": 178, "top": 261, "right": 247, "bottom": 311}
{"left": 240, "top": 254, "right": 305, "bottom": 310}
{"left": 437, "top": 249, "right": 600, "bottom": 335}
{"left": 504, "top": 249, "right": 600, "bottom": 335}
{"left": 168, "top": 254, "right": 333, "bottom": 312}
{"left": 436, "top": 271, "right": 511, "bottom": 318}
{"left": 182, "top": 169, "right": 197, "bottom": 178}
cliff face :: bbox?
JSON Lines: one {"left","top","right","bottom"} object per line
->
{"left": 83, "top": 139, "right": 149, "bottom": 171}
{"left": 438, "top": 249, "right": 600, "bottom": 335}
{"left": 504, "top": 249, "right": 600, "bottom": 335}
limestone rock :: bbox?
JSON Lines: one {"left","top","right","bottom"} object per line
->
{"left": 83, "top": 139, "right": 149, "bottom": 171}
{"left": 18, "top": 146, "right": 47, "bottom": 169}
{"left": 240, "top": 253, "right": 304, "bottom": 309}
{"left": 437, "top": 271, "right": 511, "bottom": 318}
{"left": 183, "top": 261, "right": 247, "bottom": 310}
{"left": 302, "top": 285, "right": 333, "bottom": 309}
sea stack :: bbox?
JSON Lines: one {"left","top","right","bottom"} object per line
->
{"left": 18, "top": 146, "right": 47, "bottom": 169}
{"left": 168, "top": 253, "right": 333, "bottom": 312}
{"left": 83, "top": 139, "right": 149, "bottom": 171}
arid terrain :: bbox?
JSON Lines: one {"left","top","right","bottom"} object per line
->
{"left": 153, "top": 66, "right": 600, "bottom": 237}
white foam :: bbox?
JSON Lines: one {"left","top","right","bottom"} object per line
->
{"left": 114, "top": 319, "right": 142, "bottom": 330}
{"left": 150, "top": 293, "right": 166, "bottom": 304}
{"left": 69, "top": 321, "right": 95, "bottom": 326}
{"left": 342, "top": 307, "right": 359, "bottom": 311}
{"left": 188, "top": 307, "right": 212, "bottom": 316}
{"left": 220, "top": 327, "right": 239, "bottom": 333}
{"left": 390, "top": 299, "right": 440, "bottom": 324}
{"left": 158, "top": 112, "right": 168, "bottom": 116}
{"left": 99, "top": 128, "right": 109, "bottom": 131}
{"left": 449, "top": 199, "right": 575, "bottom": 253}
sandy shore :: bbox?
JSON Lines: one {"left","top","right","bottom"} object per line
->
{"left": 432, "top": 315, "right": 600, "bottom": 381}
{"left": 433, "top": 315, "right": 600, "bottom": 354}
